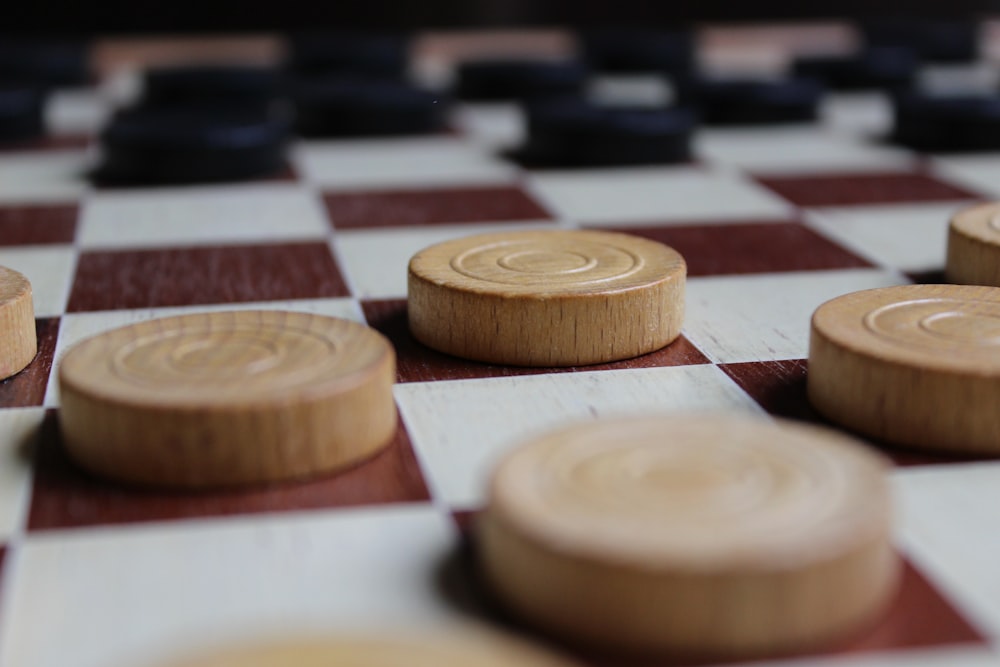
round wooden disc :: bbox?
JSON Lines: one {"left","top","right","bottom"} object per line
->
{"left": 58, "top": 310, "right": 397, "bottom": 488}
{"left": 477, "top": 415, "right": 896, "bottom": 657}
{"left": 809, "top": 284, "right": 1000, "bottom": 453}
{"left": 157, "top": 631, "right": 581, "bottom": 667}
{"left": 407, "top": 230, "right": 686, "bottom": 366}
{"left": 0, "top": 265, "right": 37, "bottom": 380}
{"left": 946, "top": 202, "right": 1000, "bottom": 286}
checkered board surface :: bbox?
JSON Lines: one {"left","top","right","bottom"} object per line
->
{"left": 2, "top": 24, "right": 1000, "bottom": 667}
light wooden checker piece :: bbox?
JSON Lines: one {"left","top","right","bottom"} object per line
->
{"left": 408, "top": 229, "right": 686, "bottom": 367}
{"left": 477, "top": 415, "right": 896, "bottom": 657}
{"left": 153, "top": 631, "right": 582, "bottom": 667}
{"left": 0, "top": 265, "right": 37, "bottom": 381}
{"left": 58, "top": 310, "right": 397, "bottom": 488}
{"left": 810, "top": 284, "right": 1000, "bottom": 454}
{"left": 946, "top": 202, "right": 1000, "bottom": 286}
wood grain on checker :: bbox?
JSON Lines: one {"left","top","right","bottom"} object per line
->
{"left": 0, "top": 23, "right": 997, "bottom": 667}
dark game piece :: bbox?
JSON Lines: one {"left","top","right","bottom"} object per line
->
{"left": 517, "top": 97, "right": 694, "bottom": 166}
{"left": 0, "top": 86, "right": 44, "bottom": 142}
{"left": 892, "top": 90, "right": 1000, "bottom": 152}
{"left": 862, "top": 19, "right": 979, "bottom": 63}
{"left": 580, "top": 28, "right": 696, "bottom": 75}
{"left": 676, "top": 76, "right": 824, "bottom": 125}
{"left": 792, "top": 47, "right": 919, "bottom": 91}
{"left": 142, "top": 65, "right": 283, "bottom": 108}
{"left": 455, "top": 60, "right": 587, "bottom": 101}
{"left": 286, "top": 33, "right": 410, "bottom": 79}
{"left": 96, "top": 107, "right": 290, "bottom": 185}
{"left": 0, "top": 39, "right": 88, "bottom": 87}
{"left": 293, "top": 78, "right": 448, "bottom": 137}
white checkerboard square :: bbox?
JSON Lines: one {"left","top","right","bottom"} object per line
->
{"left": 395, "top": 365, "right": 763, "bottom": 509}
{"left": 695, "top": 126, "right": 915, "bottom": 174}
{"left": 819, "top": 92, "right": 894, "bottom": 138}
{"left": 527, "top": 165, "right": 793, "bottom": 225}
{"left": 805, "top": 202, "right": 967, "bottom": 273}
{"left": 0, "top": 408, "right": 41, "bottom": 541}
{"left": 0, "top": 151, "right": 92, "bottom": 204}
{"left": 79, "top": 184, "right": 330, "bottom": 250}
{"left": 451, "top": 103, "right": 524, "bottom": 148}
{"left": 293, "top": 137, "right": 518, "bottom": 190}
{"left": 0, "top": 245, "right": 77, "bottom": 318}
{"left": 931, "top": 154, "right": 1000, "bottom": 199}
{"left": 894, "top": 462, "right": 1000, "bottom": 642}
{"left": 2, "top": 506, "right": 460, "bottom": 667}
{"left": 683, "top": 268, "right": 908, "bottom": 364}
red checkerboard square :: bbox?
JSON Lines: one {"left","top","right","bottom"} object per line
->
{"left": 324, "top": 185, "right": 553, "bottom": 229}
{"left": 0, "top": 318, "right": 59, "bottom": 409}
{"left": 67, "top": 242, "right": 350, "bottom": 312}
{"left": 0, "top": 136, "right": 90, "bottom": 154}
{"left": 0, "top": 205, "right": 78, "bottom": 246}
{"left": 755, "top": 172, "right": 982, "bottom": 208}
{"left": 27, "top": 412, "right": 430, "bottom": 531}
{"left": 600, "top": 221, "right": 874, "bottom": 276}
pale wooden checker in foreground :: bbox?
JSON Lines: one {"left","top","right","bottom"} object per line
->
{"left": 946, "top": 202, "right": 1000, "bottom": 286}
{"left": 810, "top": 284, "right": 1000, "bottom": 454}
{"left": 0, "top": 265, "right": 37, "bottom": 381}
{"left": 477, "top": 415, "right": 896, "bottom": 657}
{"left": 154, "top": 630, "right": 582, "bottom": 667}
{"left": 58, "top": 310, "right": 397, "bottom": 488}
{"left": 408, "top": 230, "right": 686, "bottom": 366}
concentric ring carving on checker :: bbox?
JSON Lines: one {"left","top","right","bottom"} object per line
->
{"left": 450, "top": 237, "right": 643, "bottom": 286}
{"left": 863, "top": 298, "right": 1000, "bottom": 349}
{"left": 58, "top": 311, "right": 397, "bottom": 487}
{"left": 478, "top": 416, "right": 896, "bottom": 656}
{"left": 110, "top": 321, "right": 343, "bottom": 392}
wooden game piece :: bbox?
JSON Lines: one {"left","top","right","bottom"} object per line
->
{"left": 810, "top": 284, "right": 1000, "bottom": 454}
{"left": 946, "top": 202, "right": 1000, "bottom": 286}
{"left": 408, "top": 230, "right": 686, "bottom": 366}
{"left": 0, "top": 266, "right": 37, "bottom": 381}
{"left": 156, "top": 629, "right": 583, "bottom": 667}
{"left": 477, "top": 415, "right": 897, "bottom": 657}
{"left": 58, "top": 310, "right": 397, "bottom": 488}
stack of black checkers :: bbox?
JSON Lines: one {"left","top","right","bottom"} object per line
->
{"left": 96, "top": 64, "right": 290, "bottom": 185}
{"left": 286, "top": 33, "right": 449, "bottom": 138}
{"left": 139, "top": 65, "right": 283, "bottom": 110}
{"left": 0, "top": 39, "right": 89, "bottom": 145}
{"left": 292, "top": 78, "right": 446, "bottom": 137}
{"left": 455, "top": 60, "right": 588, "bottom": 101}
{"left": 676, "top": 76, "right": 825, "bottom": 125}
{"left": 862, "top": 18, "right": 979, "bottom": 63}
{"left": 581, "top": 28, "right": 696, "bottom": 76}
{"left": 792, "top": 46, "right": 919, "bottom": 91}
{"left": 892, "top": 91, "right": 1000, "bottom": 152}
{"left": 518, "top": 98, "right": 695, "bottom": 166}
{"left": 843, "top": 19, "right": 1000, "bottom": 153}
{"left": 287, "top": 32, "right": 410, "bottom": 80}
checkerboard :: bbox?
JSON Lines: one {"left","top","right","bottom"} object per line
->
{"left": 2, "top": 23, "right": 1000, "bottom": 667}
